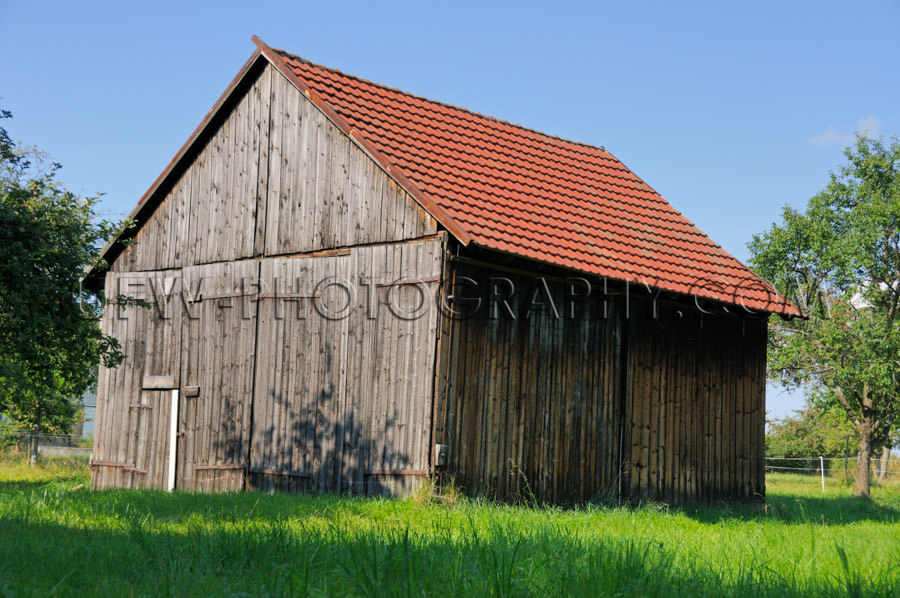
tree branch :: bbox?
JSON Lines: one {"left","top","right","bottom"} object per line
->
{"left": 834, "top": 386, "right": 860, "bottom": 425}
{"left": 873, "top": 398, "right": 900, "bottom": 433}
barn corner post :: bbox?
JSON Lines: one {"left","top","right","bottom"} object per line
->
{"left": 428, "top": 232, "right": 454, "bottom": 495}
{"left": 616, "top": 307, "right": 630, "bottom": 504}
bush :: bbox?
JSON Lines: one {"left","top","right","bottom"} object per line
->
{"left": 0, "top": 418, "right": 22, "bottom": 451}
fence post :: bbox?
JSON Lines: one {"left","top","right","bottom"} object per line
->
{"left": 844, "top": 436, "right": 850, "bottom": 480}
{"left": 820, "top": 456, "right": 825, "bottom": 493}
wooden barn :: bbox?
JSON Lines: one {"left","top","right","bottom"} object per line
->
{"left": 86, "top": 36, "right": 798, "bottom": 503}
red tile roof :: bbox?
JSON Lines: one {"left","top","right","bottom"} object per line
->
{"left": 258, "top": 42, "right": 797, "bottom": 317}
{"left": 106, "top": 37, "right": 791, "bottom": 317}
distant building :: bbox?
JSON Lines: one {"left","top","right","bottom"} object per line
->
{"left": 80, "top": 386, "right": 96, "bottom": 439}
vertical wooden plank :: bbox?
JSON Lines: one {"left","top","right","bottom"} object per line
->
{"left": 648, "top": 327, "right": 661, "bottom": 500}
{"left": 92, "top": 273, "right": 120, "bottom": 489}
{"left": 629, "top": 320, "right": 645, "bottom": 498}
{"left": 429, "top": 235, "right": 453, "bottom": 473}
{"left": 716, "top": 320, "right": 727, "bottom": 497}
{"left": 347, "top": 144, "right": 364, "bottom": 246}
{"left": 310, "top": 100, "right": 331, "bottom": 252}
{"left": 664, "top": 325, "right": 676, "bottom": 502}
{"left": 333, "top": 254, "right": 352, "bottom": 491}
{"left": 757, "top": 321, "right": 767, "bottom": 499}
{"left": 366, "top": 161, "right": 384, "bottom": 246}
{"left": 687, "top": 325, "right": 698, "bottom": 500}
{"left": 681, "top": 325, "right": 690, "bottom": 501}
{"left": 342, "top": 246, "right": 365, "bottom": 493}
{"left": 178, "top": 278, "right": 200, "bottom": 490}
{"left": 263, "top": 72, "right": 285, "bottom": 258}
{"left": 173, "top": 174, "right": 191, "bottom": 269}
{"left": 127, "top": 301, "right": 150, "bottom": 489}
{"left": 276, "top": 259, "right": 297, "bottom": 478}
{"left": 330, "top": 131, "right": 351, "bottom": 249}
{"left": 281, "top": 81, "right": 305, "bottom": 256}
{"left": 308, "top": 254, "right": 328, "bottom": 490}
{"left": 230, "top": 89, "right": 250, "bottom": 259}
{"left": 253, "top": 67, "right": 272, "bottom": 257}
{"left": 249, "top": 258, "right": 274, "bottom": 480}
{"left": 209, "top": 107, "right": 229, "bottom": 264}
{"left": 382, "top": 245, "right": 404, "bottom": 481}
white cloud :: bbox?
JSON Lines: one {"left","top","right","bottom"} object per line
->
{"left": 809, "top": 115, "right": 881, "bottom": 146}
{"left": 856, "top": 114, "right": 881, "bottom": 137}
{"left": 809, "top": 126, "right": 854, "bottom": 146}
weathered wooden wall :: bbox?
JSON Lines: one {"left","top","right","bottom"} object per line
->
{"left": 110, "top": 62, "right": 436, "bottom": 274}
{"left": 434, "top": 259, "right": 767, "bottom": 504}
{"left": 91, "top": 269, "right": 182, "bottom": 489}
{"left": 176, "top": 260, "right": 259, "bottom": 492}
{"left": 93, "top": 58, "right": 442, "bottom": 494}
{"left": 249, "top": 238, "right": 443, "bottom": 496}
{"left": 621, "top": 302, "right": 767, "bottom": 502}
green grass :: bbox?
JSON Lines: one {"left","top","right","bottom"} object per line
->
{"left": 1, "top": 458, "right": 898, "bottom": 597}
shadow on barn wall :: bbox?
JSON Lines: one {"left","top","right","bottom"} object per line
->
{"left": 218, "top": 384, "right": 419, "bottom": 497}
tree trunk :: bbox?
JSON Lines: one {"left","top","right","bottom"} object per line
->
{"left": 28, "top": 406, "right": 41, "bottom": 467}
{"left": 29, "top": 426, "right": 38, "bottom": 467}
{"left": 880, "top": 446, "right": 891, "bottom": 481}
{"left": 855, "top": 422, "right": 873, "bottom": 497}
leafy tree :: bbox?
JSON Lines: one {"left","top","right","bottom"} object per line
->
{"left": 877, "top": 427, "right": 898, "bottom": 480}
{"left": 766, "top": 406, "right": 856, "bottom": 462}
{"left": 0, "top": 110, "right": 125, "bottom": 464}
{"left": 749, "top": 136, "right": 900, "bottom": 497}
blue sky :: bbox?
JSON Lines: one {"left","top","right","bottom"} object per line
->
{"left": 4, "top": 0, "right": 898, "bottom": 419}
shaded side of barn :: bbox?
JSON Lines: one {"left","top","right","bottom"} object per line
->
{"left": 432, "top": 254, "right": 766, "bottom": 503}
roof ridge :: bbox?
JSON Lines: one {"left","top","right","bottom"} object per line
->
{"left": 270, "top": 47, "right": 613, "bottom": 158}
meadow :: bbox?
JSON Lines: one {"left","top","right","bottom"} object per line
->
{"left": 0, "top": 456, "right": 898, "bottom": 597}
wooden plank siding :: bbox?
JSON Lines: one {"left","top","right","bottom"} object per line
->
{"left": 111, "top": 63, "right": 435, "bottom": 275}
{"left": 176, "top": 260, "right": 259, "bottom": 492}
{"left": 434, "top": 259, "right": 768, "bottom": 504}
{"left": 433, "top": 261, "right": 626, "bottom": 503}
{"left": 248, "top": 237, "right": 444, "bottom": 496}
{"left": 93, "top": 61, "right": 443, "bottom": 496}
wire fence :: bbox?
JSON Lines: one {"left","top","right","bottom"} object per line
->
{"left": 765, "top": 455, "right": 899, "bottom": 491}
{"left": 4, "top": 431, "right": 92, "bottom": 450}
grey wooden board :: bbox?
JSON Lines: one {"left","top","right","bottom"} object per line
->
{"left": 142, "top": 376, "right": 176, "bottom": 389}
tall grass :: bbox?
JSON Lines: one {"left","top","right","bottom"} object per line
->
{"left": 0, "top": 458, "right": 898, "bottom": 597}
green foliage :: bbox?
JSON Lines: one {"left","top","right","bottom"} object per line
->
{"left": 0, "top": 418, "right": 22, "bottom": 451}
{"left": 767, "top": 407, "right": 856, "bottom": 459}
{"left": 0, "top": 110, "right": 126, "bottom": 437}
{"left": 749, "top": 136, "right": 900, "bottom": 494}
{"left": 1, "top": 460, "right": 900, "bottom": 597}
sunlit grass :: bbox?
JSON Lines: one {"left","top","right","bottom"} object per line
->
{"left": 0, "top": 453, "right": 88, "bottom": 485}
{"left": 0, "top": 457, "right": 898, "bottom": 597}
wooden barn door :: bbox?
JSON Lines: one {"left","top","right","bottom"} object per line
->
{"left": 176, "top": 261, "right": 259, "bottom": 492}
{"left": 92, "top": 271, "right": 182, "bottom": 490}
{"left": 249, "top": 240, "right": 443, "bottom": 496}
{"left": 131, "top": 281, "right": 183, "bottom": 489}
{"left": 126, "top": 387, "right": 175, "bottom": 488}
